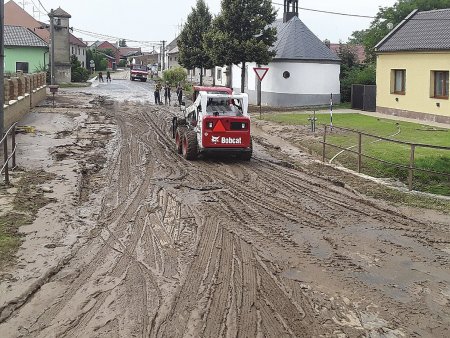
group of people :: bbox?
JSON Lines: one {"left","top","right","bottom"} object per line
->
{"left": 98, "top": 71, "right": 111, "bottom": 83}
{"left": 154, "top": 82, "right": 183, "bottom": 106}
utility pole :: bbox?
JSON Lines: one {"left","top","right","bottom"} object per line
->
{"left": 32, "top": 6, "right": 41, "bottom": 21}
{"left": 49, "top": 9, "right": 55, "bottom": 85}
{"left": 161, "top": 40, "right": 166, "bottom": 71}
{"left": 0, "top": 1, "right": 5, "bottom": 137}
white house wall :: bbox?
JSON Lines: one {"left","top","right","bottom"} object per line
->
{"left": 229, "top": 61, "right": 340, "bottom": 107}
{"left": 71, "top": 44, "right": 87, "bottom": 69}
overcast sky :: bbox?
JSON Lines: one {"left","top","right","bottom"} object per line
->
{"left": 20, "top": 0, "right": 397, "bottom": 49}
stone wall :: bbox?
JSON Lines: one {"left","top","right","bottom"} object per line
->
{"left": 3, "top": 73, "right": 47, "bottom": 130}
{"left": 377, "top": 106, "right": 450, "bottom": 125}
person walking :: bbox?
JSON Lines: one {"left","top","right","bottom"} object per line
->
{"left": 98, "top": 71, "right": 104, "bottom": 82}
{"left": 106, "top": 70, "right": 111, "bottom": 83}
{"left": 176, "top": 84, "right": 183, "bottom": 106}
{"left": 156, "top": 82, "right": 162, "bottom": 105}
{"left": 164, "top": 83, "right": 171, "bottom": 105}
{"left": 154, "top": 85, "right": 160, "bottom": 105}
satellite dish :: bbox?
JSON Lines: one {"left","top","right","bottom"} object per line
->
{"left": 387, "top": 22, "right": 394, "bottom": 30}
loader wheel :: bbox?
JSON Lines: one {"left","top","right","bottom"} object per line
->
{"left": 182, "top": 130, "right": 198, "bottom": 160}
{"left": 175, "top": 127, "right": 185, "bottom": 154}
{"left": 240, "top": 139, "right": 253, "bottom": 161}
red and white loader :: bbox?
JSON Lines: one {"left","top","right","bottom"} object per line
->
{"left": 172, "top": 89, "right": 252, "bottom": 160}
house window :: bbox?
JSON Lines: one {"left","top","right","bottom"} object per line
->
{"left": 72, "top": 46, "right": 74, "bottom": 54}
{"left": 433, "top": 71, "right": 449, "bottom": 99}
{"left": 78, "top": 47, "right": 80, "bottom": 54}
{"left": 16, "top": 62, "right": 29, "bottom": 73}
{"left": 392, "top": 69, "right": 406, "bottom": 94}
{"left": 217, "top": 69, "right": 222, "bottom": 81}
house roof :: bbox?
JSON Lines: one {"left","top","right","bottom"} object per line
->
{"left": 96, "top": 41, "right": 119, "bottom": 51}
{"left": 69, "top": 34, "right": 87, "bottom": 47}
{"left": 5, "top": 1, "right": 84, "bottom": 47}
{"left": 5, "top": 0, "right": 50, "bottom": 42}
{"left": 167, "top": 37, "right": 178, "bottom": 51}
{"left": 168, "top": 46, "right": 179, "bottom": 54}
{"left": 376, "top": 9, "right": 450, "bottom": 52}
{"left": 271, "top": 16, "right": 340, "bottom": 62}
{"left": 4, "top": 25, "right": 48, "bottom": 47}
{"left": 119, "top": 47, "right": 142, "bottom": 57}
{"left": 51, "top": 7, "right": 71, "bottom": 18}
{"left": 329, "top": 43, "right": 366, "bottom": 63}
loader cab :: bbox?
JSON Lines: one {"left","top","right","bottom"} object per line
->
{"left": 192, "top": 86, "right": 233, "bottom": 102}
{"left": 187, "top": 109, "right": 198, "bottom": 127}
{"left": 206, "top": 97, "right": 243, "bottom": 116}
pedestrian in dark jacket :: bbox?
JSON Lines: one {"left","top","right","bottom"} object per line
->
{"left": 176, "top": 84, "right": 183, "bottom": 106}
{"left": 98, "top": 72, "right": 104, "bottom": 82}
{"left": 155, "top": 82, "right": 162, "bottom": 105}
{"left": 106, "top": 71, "right": 111, "bottom": 82}
{"left": 164, "top": 84, "right": 171, "bottom": 105}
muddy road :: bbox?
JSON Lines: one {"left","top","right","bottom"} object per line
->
{"left": 0, "top": 80, "right": 449, "bottom": 337}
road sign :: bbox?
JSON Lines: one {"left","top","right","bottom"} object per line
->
{"left": 253, "top": 67, "right": 269, "bottom": 81}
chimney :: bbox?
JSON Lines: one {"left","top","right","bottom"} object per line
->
{"left": 283, "top": 0, "right": 299, "bottom": 23}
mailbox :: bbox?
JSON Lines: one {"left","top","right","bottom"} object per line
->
{"left": 48, "top": 85, "right": 59, "bottom": 93}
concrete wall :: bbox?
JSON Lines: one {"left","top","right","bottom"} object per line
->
{"left": 53, "top": 16, "right": 71, "bottom": 83}
{"left": 376, "top": 52, "right": 450, "bottom": 122}
{"left": 5, "top": 46, "right": 49, "bottom": 73}
{"left": 2, "top": 72, "right": 47, "bottom": 129}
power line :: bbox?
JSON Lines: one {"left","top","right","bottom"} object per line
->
{"left": 37, "top": 0, "right": 48, "bottom": 13}
{"left": 29, "top": 0, "right": 47, "bottom": 17}
{"left": 271, "top": 2, "right": 375, "bottom": 19}
{"left": 272, "top": 2, "right": 450, "bottom": 21}
{"left": 72, "top": 28, "right": 162, "bottom": 50}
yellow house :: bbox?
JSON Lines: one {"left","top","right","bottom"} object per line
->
{"left": 375, "top": 9, "right": 450, "bottom": 124}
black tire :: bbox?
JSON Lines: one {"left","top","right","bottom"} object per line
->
{"left": 240, "top": 138, "right": 253, "bottom": 161}
{"left": 175, "top": 127, "right": 186, "bottom": 154}
{"left": 142, "top": 79, "right": 147, "bottom": 82}
{"left": 182, "top": 130, "right": 198, "bottom": 160}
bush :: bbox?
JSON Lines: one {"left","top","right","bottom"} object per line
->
{"left": 341, "top": 64, "right": 376, "bottom": 103}
{"left": 162, "top": 67, "right": 187, "bottom": 86}
{"left": 71, "top": 55, "right": 89, "bottom": 82}
{"left": 118, "top": 60, "right": 127, "bottom": 67}
{"left": 72, "top": 68, "right": 89, "bottom": 82}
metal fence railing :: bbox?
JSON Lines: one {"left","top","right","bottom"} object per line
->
{"left": 321, "top": 125, "right": 450, "bottom": 191}
{"left": 1, "top": 123, "right": 18, "bottom": 185}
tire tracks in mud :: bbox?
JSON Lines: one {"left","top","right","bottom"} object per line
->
{"left": 2, "top": 99, "right": 448, "bottom": 337}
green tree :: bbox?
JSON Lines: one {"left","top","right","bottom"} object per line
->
{"left": 163, "top": 67, "right": 188, "bottom": 86}
{"left": 205, "top": 0, "right": 277, "bottom": 92}
{"left": 87, "top": 49, "right": 108, "bottom": 71}
{"left": 119, "top": 39, "right": 127, "bottom": 47}
{"left": 177, "top": 0, "right": 213, "bottom": 85}
{"left": 351, "top": 0, "right": 450, "bottom": 61}
{"left": 70, "top": 55, "right": 89, "bottom": 82}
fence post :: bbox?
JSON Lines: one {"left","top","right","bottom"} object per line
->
{"left": 408, "top": 144, "right": 416, "bottom": 191}
{"left": 357, "top": 132, "right": 362, "bottom": 173}
{"left": 322, "top": 125, "right": 327, "bottom": 162}
{"left": 12, "top": 125, "right": 16, "bottom": 168}
{"left": 3, "top": 134, "right": 8, "bottom": 184}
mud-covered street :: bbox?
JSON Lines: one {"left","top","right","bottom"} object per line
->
{"left": 0, "top": 78, "right": 449, "bottom": 338}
